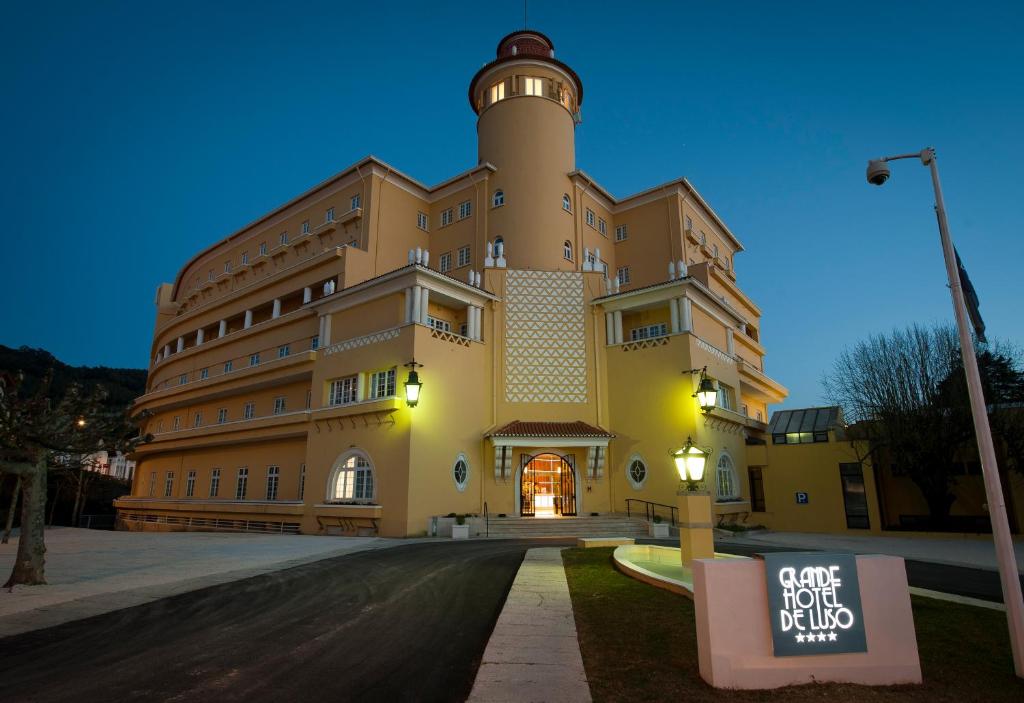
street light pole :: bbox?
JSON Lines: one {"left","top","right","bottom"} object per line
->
{"left": 868, "top": 147, "right": 1024, "bottom": 677}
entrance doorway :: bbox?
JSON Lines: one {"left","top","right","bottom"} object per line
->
{"left": 521, "top": 453, "right": 576, "bottom": 517}
{"left": 839, "top": 462, "right": 870, "bottom": 529}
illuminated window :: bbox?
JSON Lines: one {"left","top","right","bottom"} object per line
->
{"left": 772, "top": 431, "right": 828, "bottom": 445}
{"left": 266, "top": 466, "right": 279, "bottom": 501}
{"left": 492, "top": 190, "right": 504, "bottom": 208}
{"left": 523, "top": 76, "right": 543, "bottom": 96}
{"left": 489, "top": 80, "right": 505, "bottom": 104}
{"left": 563, "top": 240, "right": 573, "bottom": 261}
{"left": 716, "top": 454, "right": 739, "bottom": 501}
{"left": 329, "top": 376, "right": 358, "bottom": 406}
{"left": 330, "top": 453, "right": 374, "bottom": 501}
{"left": 562, "top": 194, "right": 571, "bottom": 212}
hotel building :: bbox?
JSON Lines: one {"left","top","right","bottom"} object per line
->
{"left": 117, "top": 30, "right": 790, "bottom": 537}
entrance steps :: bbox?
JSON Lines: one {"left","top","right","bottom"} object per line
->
{"left": 485, "top": 514, "right": 649, "bottom": 538}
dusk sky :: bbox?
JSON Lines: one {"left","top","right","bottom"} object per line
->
{"left": 2, "top": 1, "right": 1021, "bottom": 409}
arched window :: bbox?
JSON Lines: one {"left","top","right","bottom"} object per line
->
{"left": 562, "top": 194, "right": 572, "bottom": 212}
{"left": 494, "top": 236, "right": 504, "bottom": 257}
{"left": 563, "top": 240, "right": 573, "bottom": 261}
{"left": 452, "top": 453, "right": 469, "bottom": 492}
{"left": 328, "top": 450, "right": 375, "bottom": 502}
{"left": 492, "top": 190, "right": 505, "bottom": 208}
{"left": 626, "top": 455, "right": 648, "bottom": 490}
{"left": 715, "top": 453, "right": 738, "bottom": 501}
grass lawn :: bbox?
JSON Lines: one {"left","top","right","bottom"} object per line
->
{"left": 563, "top": 547, "right": 1024, "bottom": 702}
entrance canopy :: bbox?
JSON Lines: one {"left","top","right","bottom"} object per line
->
{"left": 486, "top": 420, "right": 614, "bottom": 448}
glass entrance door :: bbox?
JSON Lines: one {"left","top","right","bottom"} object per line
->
{"left": 521, "top": 453, "right": 576, "bottom": 517}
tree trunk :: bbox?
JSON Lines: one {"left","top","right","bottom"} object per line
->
{"left": 4, "top": 456, "right": 48, "bottom": 588}
{"left": 71, "top": 472, "right": 84, "bottom": 528}
{"left": 2, "top": 475, "right": 21, "bottom": 544}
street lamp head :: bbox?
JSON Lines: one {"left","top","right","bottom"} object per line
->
{"left": 671, "top": 437, "right": 711, "bottom": 491}
{"left": 866, "top": 159, "right": 890, "bottom": 186}
{"left": 403, "top": 360, "right": 423, "bottom": 408}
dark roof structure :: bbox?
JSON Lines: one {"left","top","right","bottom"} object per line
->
{"left": 488, "top": 420, "right": 613, "bottom": 439}
{"left": 767, "top": 406, "right": 844, "bottom": 435}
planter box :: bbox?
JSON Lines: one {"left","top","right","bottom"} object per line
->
{"left": 649, "top": 522, "right": 671, "bottom": 538}
{"left": 451, "top": 524, "right": 470, "bottom": 540}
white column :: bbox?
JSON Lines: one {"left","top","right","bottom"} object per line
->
{"left": 196, "top": 328, "right": 205, "bottom": 345}
{"left": 474, "top": 306, "right": 483, "bottom": 341}
{"left": 669, "top": 299, "right": 680, "bottom": 334}
{"left": 419, "top": 287, "right": 430, "bottom": 324}
{"left": 272, "top": 298, "right": 282, "bottom": 319}
{"left": 412, "top": 285, "right": 422, "bottom": 324}
{"left": 244, "top": 310, "right": 253, "bottom": 329}
{"left": 612, "top": 310, "right": 623, "bottom": 345}
{"left": 356, "top": 373, "right": 366, "bottom": 401}
{"left": 726, "top": 328, "right": 736, "bottom": 357}
{"left": 176, "top": 336, "right": 184, "bottom": 353}
{"left": 404, "top": 287, "right": 414, "bottom": 323}
{"left": 605, "top": 312, "right": 614, "bottom": 345}
{"left": 163, "top": 343, "right": 171, "bottom": 358}
{"left": 218, "top": 319, "right": 227, "bottom": 338}
{"left": 322, "top": 314, "right": 332, "bottom": 346}
{"left": 302, "top": 286, "right": 312, "bottom": 304}
{"left": 680, "top": 297, "right": 693, "bottom": 333}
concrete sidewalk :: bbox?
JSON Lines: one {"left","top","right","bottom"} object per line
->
{"left": 0, "top": 527, "right": 405, "bottom": 637}
{"left": 720, "top": 530, "right": 1024, "bottom": 573}
{"left": 469, "top": 548, "right": 591, "bottom": 703}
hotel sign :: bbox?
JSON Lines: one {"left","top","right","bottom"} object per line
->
{"left": 763, "top": 553, "right": 867, "bottom": 657}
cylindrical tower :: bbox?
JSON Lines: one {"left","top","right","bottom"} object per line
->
{"left": 468, "top": 30, "right": 584, "bottom": 271}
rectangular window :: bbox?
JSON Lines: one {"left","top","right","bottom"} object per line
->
{"left": 598, "top": 218, "right": 607, "bottom": 236}
{"left": 235, "top": 467, "right": 248, "bottom": 500}
{"left": 439, "top": 252, "right": 452, "bottom": 273}
{"left": 717, "top": 382, "right": 735, "bottom": 411}
{"left": 186, "top": 471, "right": 196, "bottom": 497}
{"left": 217, "top": 408, "right": 228, "bottom": 424}
{"left": 172, "top": 416, "right": 181, "bottom": 431}
{"left": 629, "top": 323, "right": 668, "bottom": 341}
{"left": 164, "top": 471, "right": 174, "bottom": 497}
{"left": 311, "top": 335, "right": 319, "bottom": 350}
{"left": 278, "top": 345, "right": 290, "bottom": 358}
{"left": 329, "top": 376, "right": 359, "bottom": 406}
{"left": 148, "top": 471, "right": 156, "bottom": 497}
{"left": 417, "top": 211, "right": 428, "bottom": 230}
{"left": 224, "top": 360, "right": 233, "bottom": 373}
{"left": 440, "top": 208, "right": 453, "bottom": 227}
{"left": 273, "top": 396, "right": 286, "bottom": 415}
{"left": 241, "top": 251, "right": 249, "bottom": 265}
{"left": 325, "top": 207, "right": 334, "bottom": 222}
{"left": 523, "top": 76, "right": 542, "bottom": 96}
{"left": 301, "top": 220, "right": 310, "bottom": 234}
{"left": 243, "top": 401, "right": 255, "bottom": 420}
{"left": 489, "top": 81, "right": 505, "bottom": 104}
{"left": 210, "top": 468, "right": 221, "bottom": 497}
{"left": 615, "top": 224, "right": 628, "bottom": 241}
{"left": 586, "top": 208, "right": 595, "bottom": 227}
{"left": 200, "top": 368, "right": 209, "bottom": 380}
{"left": 224, "top": 261, "right": 231, "bottom": 274}
{"left": 748, "top": 468, "right": 766, "bottom": 512}
{"left": 208, "top": 270, "right": 214, "bottom": 281}
{"left": 250, "top": 353, "right": 260, "bottom": 366}
{"left": 259, "top": 242, "right": 268, "bottom": 256}
{"left": 351, "top": 194, "right": 361, "bottom": 210}
{"left": 280, "top": 231, "right": 289, "bottom": 245}
{"left": 772, "top": 431, "right": 829, "bottom": 445}
{"left": 370, "top": 368, "right": 396, "bottom": 399}
{"left": 616, "top": 266, "right": 631, "bottom": 285}
{"left": 179, "top": 374, "right": 188, "bottom": 385}
{"left": 685, "top": 216, "right": 693, "bottom": 231}
{"left": 458, "top": 200, "right": 472, "bottom": 220}
{"left": 457, "top": 245, "right": 471, "bottom": 267}
{"left": 193, "top": 411, "right": 202, "bottom": 428}
{"left": 266, "top": 466, "right": 280, "bottom": 501}
{"left": 299, "top": 464, "right": 306, "bottom": 500}
{"left": 428, "top": 316, "right": 452, "bottom": 332}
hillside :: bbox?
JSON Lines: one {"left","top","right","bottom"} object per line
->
{"left": 0, "top": 345, "right": 147, "bottom": 407}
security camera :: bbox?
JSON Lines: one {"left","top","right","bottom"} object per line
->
{"left": 866, "top": 159, "right": 890, "bottom": 186}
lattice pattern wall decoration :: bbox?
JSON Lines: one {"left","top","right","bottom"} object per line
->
{"left": 504, "top": 270, "right": 587, "bottom": 403}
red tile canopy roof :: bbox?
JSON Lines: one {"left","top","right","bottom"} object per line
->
{"left": 488, "top": 421, "right": 614, "bottom": 439}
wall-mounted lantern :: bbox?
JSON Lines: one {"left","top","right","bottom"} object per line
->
{"left": 684, "top": 366, "right": 718, "bottom": 414}
{"left": 671, "top": 436, "right": 712, "bottom": 491}
{"left": 403, "top": 360, "right": 423, "bottom": 408}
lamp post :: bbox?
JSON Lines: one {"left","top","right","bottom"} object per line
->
{"left": 403, "top": 360, "right": 423, "bottom": 408}
{"left": 867, "top": 147, "right": 1024, "bottom": 677}
{"left": 671, "top": 437, "right": 715, "bottom": 566}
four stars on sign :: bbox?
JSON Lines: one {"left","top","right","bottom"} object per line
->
{"left": 794, "top": 631, "right": 840, "bottom": 643}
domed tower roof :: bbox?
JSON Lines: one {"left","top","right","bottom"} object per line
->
{"left": 468, "top": 29, "right": 584, "bottom": 114}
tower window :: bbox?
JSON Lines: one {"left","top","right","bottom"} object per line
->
{"left": 417, "top": 211, "right": 428, "bottom": 230}
{"left": 563, "top": 240, "right": 573, "bottom": 261}
{"left": 598, "top": 218, "right": 607, "bottom": 236}
{"left": 617, "top": 267, "right": 631, "bottom": 285}
{"left": 439, "top": 252, "right": 452, "bottom": 273}
{"left": 351, "top": 194, "right": 361, "bottom": 210}
{"left": 615, "top": 225, "right": 628, "bottom": 241}
{"left": 326, "top": 207, "right": 335, "bottom": 222}
{"left": 492, "top": 190, "right": 504, "bottom": 208}
{"left": 586, "top": 208, "right": 595, "bottom": 227}
{"left": 279, "top": 231, "right": 289, "bottom": 245}
{"left": 440, "top": 208, "right": 453, "bottom": 227}
{"left": 458, "top": 200, "right": 472, "bottom": 220}
{"left": 523, "top": 76, "right": 543, "bottom": 96}
{"left": 489, "top": 81, "right": 505, "bottom": 104}
{"left": 562, "top": 194, "right": 571, "bottom": 212}
{"left": 457, "top": 245, "right": 471, "bottom": 268}
{"left": 301, "top": 220, "right": 310, "bottom": 234}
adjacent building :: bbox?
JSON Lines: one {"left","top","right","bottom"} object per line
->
{"left": 116, "top": 29, "right": 789, "bottom": 536}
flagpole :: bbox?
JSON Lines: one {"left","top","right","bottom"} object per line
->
{"left": 926, "top": 148, "right": 1024, "bottom": 677}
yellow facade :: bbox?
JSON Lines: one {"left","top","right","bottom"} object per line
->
{"left": 117, "top": 30, "right": 791, "bottom": 537}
